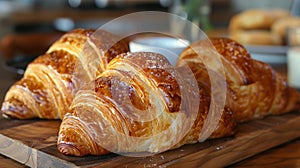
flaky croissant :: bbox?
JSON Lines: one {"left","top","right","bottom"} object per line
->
{"left": 57, "top": 52, "right": 236, "bottom": 156}
{"left": 1, "top": 29, "right": 129, "bottom": 119}
{"left": 58, "top": 38, "right": 299, "bottom": 156}
{"left": 178, "top": 37, "right": 300, "bottom": 122}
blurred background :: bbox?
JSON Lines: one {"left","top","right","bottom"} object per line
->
{"left": 0, "top": 0, "right": 296, "bottom": 77}
{"left": 0, "top": 0, "right": 295, "bottom": 38}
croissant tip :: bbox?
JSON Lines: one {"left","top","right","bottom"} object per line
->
{"left": 2, "top": 113, "right": 11, "bottom": 119}
{"left": 1, "top": 110, "right": 20, "bottom": 119}
{"left": 1, "top": 101, "right": 35, "bottom": 119}
{"left": 57, "top": 143, "right": 83, "bottom": 156}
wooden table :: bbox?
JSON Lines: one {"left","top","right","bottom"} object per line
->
{"left": 0, "top": 56, "right": 300, "bottom": 167}
{"left": 0, "top": 57, "right": 27, "bottom": 168}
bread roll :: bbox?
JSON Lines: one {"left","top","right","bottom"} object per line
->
{"left": 230, "top": 30, "right": 282, "bottom": 45}
{"left": 271, "top": 16, "right": 300, "bottom": 43}
{"left": 229, "top": 9, "right": 290, "bottom": 31}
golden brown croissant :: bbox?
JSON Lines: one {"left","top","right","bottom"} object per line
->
{"left": 1, "top": 29, "right": 129, "bottom": 119}
{"left": 57, "top": 38, "right": 300, "bottom": 156}
{"left": 178, "top": 37, "right": 300, "bottom": 122}
{"left": 57, "top": 52, "right": 236, "bottom": 156}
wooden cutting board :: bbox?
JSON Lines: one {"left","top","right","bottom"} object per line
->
{"left": 0, "top": 111, "right": 300, "bottom": 168}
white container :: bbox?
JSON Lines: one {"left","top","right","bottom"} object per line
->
{"left": 287, "top": 47, "right": 300, "bottom": 89}
{"left": 129, "top": 36, "right": 190, "bottom": 66}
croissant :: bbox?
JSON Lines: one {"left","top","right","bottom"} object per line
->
{"left": 178, "top": 37, "right": 300, "bottom": 122}
{"left": 57, "top": 52, "right": 236, "bottom": 156}
{"left": 57, "top": 37, "right": 300, "bottom": 156}
{"left": 1, "top": 29, "right": 129, "bottom": 119}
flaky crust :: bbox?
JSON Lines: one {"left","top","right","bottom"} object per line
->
{"left": 57, "top": 52, "right": 236, "bottom": 156}
{"left": 57, "top": 38, "right": 299, "bottom": 156}
{"left": 1, "top": 29, "right": 129, "bottom": 119}
{"left": 179, "top": 37, "right": 300, "bottom": 122}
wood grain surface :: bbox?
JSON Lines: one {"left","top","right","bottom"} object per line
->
{"left": 0, "top": 111, "right": 300, "bottom": 168}
{"left": 230, "top": 138, "right": 300, "bottom": 168}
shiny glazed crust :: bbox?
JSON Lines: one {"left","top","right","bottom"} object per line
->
{"left": 57, "top": 52, "right": 236, "bottom": 156}
{"left": 1, "top": 29, "right": 129, "bottom": 119}
{"left": 179, "top": 37, "right": 300, "bottom": 122}
{"left": 2, "top": 28, "right": 299, "bottom": 156}
{"left": 57, "top": 37, "right": 299, "bottom": 156}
